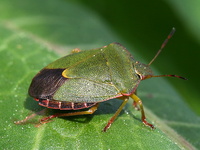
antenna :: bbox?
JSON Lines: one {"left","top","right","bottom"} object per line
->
{"left": 148, "top": 27, "right": 176, "bottom": 66}
{"left": 147, "top": 28, "right": 187, "bottom": 80}
{"left": 151, "top": 74, "right": 187, "bottom": 80}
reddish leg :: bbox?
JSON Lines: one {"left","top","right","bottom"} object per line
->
{"left": 103, "top": 97, "right": 128, "bottom": 132}
{"left": 37, "top": 103, "right": 99, "bottom": 126}
{"left": 14, "top": 109, "right": 47, "bottom": 125}
{"left": 133, "top": 101, "right": 140, "bottom": 111}
{"left": 130, "top": 94, "right": 154, "bottom": 129}
{"left": 15, "top": 104, "right": 99, "bottom": 126}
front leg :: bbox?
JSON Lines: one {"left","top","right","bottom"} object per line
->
{"left": 130, "top": 93, "right": 154, "bottom": 129}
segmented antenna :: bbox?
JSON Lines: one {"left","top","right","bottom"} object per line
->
{"left": 148, "top": 28, "right": 187, "bottom": 80}
{"left": 148, "top": 27, "right": 176, "bottom": 66}
{"left": 151, "top": 74, "right": 187, "bottom": 80}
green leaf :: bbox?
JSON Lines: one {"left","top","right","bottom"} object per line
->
{"left": 0, "top": 0, "right": 199, "bottom": 150}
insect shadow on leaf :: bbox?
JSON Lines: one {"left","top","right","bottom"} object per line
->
{"left": 20, "top": 94, "right": 126, "bottom": 125}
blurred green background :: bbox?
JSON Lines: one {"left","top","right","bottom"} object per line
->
{"left": 0, "top": 0, "right": 200, "bottom": 149}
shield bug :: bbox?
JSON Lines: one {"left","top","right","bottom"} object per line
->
{"left": 16, "top": 28, "right": 186, "bottom": 131}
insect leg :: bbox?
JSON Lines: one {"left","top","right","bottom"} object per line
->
{"left": 14, "top": 109, "right": 47, "bottom": 125}
{"left": 103, "top": 97, "right": 128, "bottom": 132}
{"left": 132, "top": 90, "right": 140, "bottom": 110}
{"left": 38, "top": 103, "right": 99, "bottom": 125}
{"left": 130, "top": 94, "right": 154, "bottom": 129}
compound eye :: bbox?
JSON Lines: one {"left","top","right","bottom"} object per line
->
{"left": 136, "top": 73, "right": 142, "bottom": 80}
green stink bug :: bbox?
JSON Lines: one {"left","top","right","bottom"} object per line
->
{"left": 16, "top": 28, "right": 186, "bottom": 131}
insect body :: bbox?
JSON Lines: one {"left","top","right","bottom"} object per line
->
{"left": 16, "top": 28, "right": 186, "bottom": 131}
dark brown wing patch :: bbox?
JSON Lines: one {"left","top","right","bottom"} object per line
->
{"left": 28, "top": 69, "right": 67, "bottom": 99}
